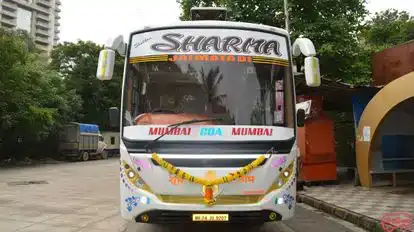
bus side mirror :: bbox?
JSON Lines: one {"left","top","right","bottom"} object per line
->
{"left": 109, "top": 107, "right": 120, "bottom": 128}
{"left": 304, "top": 57, "right": 321, "bottom": 87}
{"left": 297, "top": 109, "right": 305, "bottom": 127}
{"left": 292, "top": 37, "right": 321, "bottom": 87}
{"left": 97, "top": 49, "right": 116, "bottom": 80}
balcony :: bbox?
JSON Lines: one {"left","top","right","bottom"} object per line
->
{"left": 36, "top": 44, "right": 49, "bottom": 51}
{"left": 54, "top": 35, "right": 59, "bottom": 41}
{"left": 36, "top": 0, "right": 51, "bottom": 8}
{"left": 55, "top": 28, "right": 60, "bottom": 33}
{"left": 55, "top": 7, "right": 61, "bottom": 12}
{"left": 36, "top": 20, "right": 49, "bottom": 30}
{"left": 0, "top": 18, "right": 16, "bottom": 27}
{"left": 55, "top": 21, "right": 60, "bottom": 26}
{"left": 36, "top": 28, "right": 49, "bottom": 37}
{"left": 35, "top": 36, "right": 50, "bottom": 45}
{"left": 1, "top": 10, "right": 17, "bottom": 18}
{"left": 10, "top": 0, "right": 46, "bottom": 14}
{"left": 55, "top": 14, "right": 61, "bottom": 19}
{"left": 2, "top": 0, "right": 16, "bottom": 9}
{"left": 36, "top": 13, "right": 49, "bottom": 21}
{"left": 55, "top": 0, "right": 61, "bottom": 5}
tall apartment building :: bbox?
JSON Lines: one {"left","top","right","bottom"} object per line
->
{"left": 0, "top": 0, "right": 61, "bottom": 54}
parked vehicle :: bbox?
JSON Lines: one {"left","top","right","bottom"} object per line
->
{"left": 101, "top": 131, "right": 120, "bottom": 156}
{"left": 96, "top": 7, "right": 321, "bottom": 225}
{"left": 59, "top": 122, "right": 108, "bottom": 161}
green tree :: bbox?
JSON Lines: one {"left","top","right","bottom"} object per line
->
{"left": 0, "top": 28, "right": 80, "bottom": 161}
{"left": 179, "top": 0, "right": 371, "bottom": 85}
{"left": 50, "top": 41, "right": 124, "bottom": 129}
{"left": 361, "top": 9, "right": 414, "bottom": 49}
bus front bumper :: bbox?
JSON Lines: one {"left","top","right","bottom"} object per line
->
{"left": 121, "top": 188, "right": 296, "bottom": 224}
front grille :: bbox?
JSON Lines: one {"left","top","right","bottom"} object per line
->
{"left": 155, "top": 183, "right": 280, "bottom": 205}
{"left": 136, "top": 210, "right": 283, "bottom": 224}
{"left": 151, "top": 158, "right": 268, "bottom": 167}
{"left": 157, "top": 195, "right": 263, "bottom": 205}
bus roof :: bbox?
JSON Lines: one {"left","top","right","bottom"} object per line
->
{"left": 131, "top": 21, "right": 289, "bottom": 37}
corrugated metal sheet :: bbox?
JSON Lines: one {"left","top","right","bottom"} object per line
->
{"left": 372, "top": 40, "right": 414, "bottom": 86}
{"left": 294, "top": 74, "right": 382, "bottom": 112}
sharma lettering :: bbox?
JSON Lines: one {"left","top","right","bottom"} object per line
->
{"left": 232, "top": 128, "right": 273, "bottom": 136}
{"left": 151, "top": 33, "right": 282, "bottom": 56}
{"left": 148, "top": 127, "right": 192, "bottom": 136}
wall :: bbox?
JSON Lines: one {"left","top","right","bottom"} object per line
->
{"left": 372, "top": 41, "right": 414, "bottom": 86}
{"left": 352, "top": 92, "right": 376, "bottom": 128}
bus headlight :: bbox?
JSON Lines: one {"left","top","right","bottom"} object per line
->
{"left": 273, "top": 160, "right": 295, "bottom": 189}
{"left": 127, "top": 170, "right": 135, "bottom": 178}
{"left": 121, "top": 161, "right": 153, "bottom": 193}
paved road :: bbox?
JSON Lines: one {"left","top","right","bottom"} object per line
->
{"left": 0, "top": 159, "right": 366, "bottom": 232}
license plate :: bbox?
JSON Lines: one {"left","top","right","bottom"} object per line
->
{"left": 192, "top": 214, "right": 229, "bottom": 222}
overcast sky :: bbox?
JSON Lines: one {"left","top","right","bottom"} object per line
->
{"left": 59, "top": 0, "right": 414, "bottom": 45}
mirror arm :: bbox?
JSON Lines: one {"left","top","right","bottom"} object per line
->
{"left": 105, "top": 35, "right": 126, "bottom": 56}
{"left": 292, "top": 36, "right": 317, "bottom": 58}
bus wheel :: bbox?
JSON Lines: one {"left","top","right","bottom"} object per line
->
{"left": 101, "top": 150, "right": 108, "bottom": 160}
{"left": 81, "top": 152, "right": 89, "bottom": 161}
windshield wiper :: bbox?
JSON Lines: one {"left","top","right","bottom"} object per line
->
{"left": 144, "top": 117, "right": 224, "bottom": 153}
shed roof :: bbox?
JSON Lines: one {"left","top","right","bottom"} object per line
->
{"left": 294, "top": 73, "right": 382, "bottom": 112}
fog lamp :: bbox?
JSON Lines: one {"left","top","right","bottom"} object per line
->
{"left": 141, "top": 214, "right": 149, "bottom": 222}
{"left": 277, "top": 179, "right": 284, "bottom": 186}
{"left": 269, "top": 212, "right": 277, "bottom": 220}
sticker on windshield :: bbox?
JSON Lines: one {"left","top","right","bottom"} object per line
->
{"left": 232, "top": 127, "right": 273, "bottom": 136}
{"left": 148, "top": 127, "right": 192, "bottom": 136}
{"left": 199, "top": 128, "right": 223, "bottom": 136}
{"left": 129, "top": 54, "right": 288, "bottom": 66}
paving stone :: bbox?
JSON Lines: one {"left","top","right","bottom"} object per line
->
{"left": 15, "top": 223, "right": 78, "bottom": 232}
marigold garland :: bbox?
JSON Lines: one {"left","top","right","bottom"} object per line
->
{"left": 151, "top": 152, "right": 266, "bottom": 206}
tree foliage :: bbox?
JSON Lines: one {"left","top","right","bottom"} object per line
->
{"left": 179, "top": 0, "right": 374, "bottom": 85}
{"left": 0, "top": 28, "right": 81, "bottom": 161}
{"left": 0, "top": 31, "right": 125, "bottom": 162}
{"left": 361, "top": 9, "right": 414, "bottom": 49}
{"left": 50, "top": 41, "right": 124, "bottom": 130}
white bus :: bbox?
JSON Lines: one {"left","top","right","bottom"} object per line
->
{"left": 97, "top": 7, "right": 320, "bottom": 226}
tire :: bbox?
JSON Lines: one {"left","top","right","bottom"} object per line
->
{"left": 101, "top": 150, "right": 108, "bottom": 160}
{"left": 81, "top": 152, "right": 89, "bottom": 161}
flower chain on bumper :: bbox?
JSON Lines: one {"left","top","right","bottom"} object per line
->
{"left": 151, "top": 152, "right": 266, "bottom": 206}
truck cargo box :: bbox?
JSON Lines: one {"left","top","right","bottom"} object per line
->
{"left": 59, "top": 123, "right": 100, "bottom": 155}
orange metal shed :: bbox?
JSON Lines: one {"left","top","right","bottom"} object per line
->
{"left": 297, "top": 96, "right": 337, "bottom": 182}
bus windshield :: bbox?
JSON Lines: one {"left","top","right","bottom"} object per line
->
{"left": 122, "top": 27, "right": 295, "bottom": 142}
{"left": 124, "top": 59, "right": 294, "bottom": 128}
